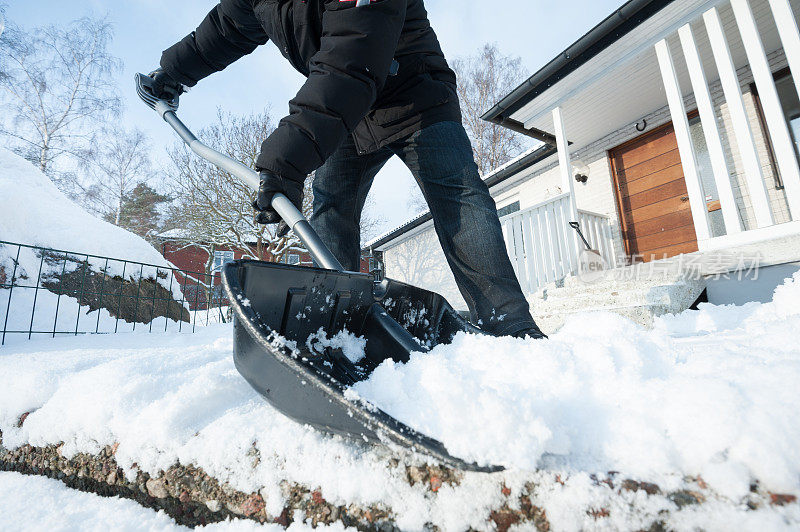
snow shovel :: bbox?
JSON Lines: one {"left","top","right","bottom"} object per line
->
{"left": 135, "top": 74, "right": 497, "bottom": 472}
{"left": 569, "top": 221, "right": 607, "bottom": 281}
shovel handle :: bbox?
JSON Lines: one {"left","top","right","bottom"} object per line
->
{"left": 149, "top": 98, "right": 344, "bottom": 272}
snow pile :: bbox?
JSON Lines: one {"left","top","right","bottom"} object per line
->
{"left": 0, "top": 471, "right": 352, "bottom": 531}
{"left": 352, "top": 272, "right": 800, "bottom": 499}
{"left": 0, "top": 148, "right": 187, "bottom": 342}
{"left": 0, "top": 148, "right": 169, "bottom": 266}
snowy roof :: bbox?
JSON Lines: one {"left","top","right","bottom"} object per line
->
{"left": 156, "top": 228, "right": 192, "bottom": 240}
{"left": 362, "top": 208, "right": 432, "bottom": 250}
{"left": 155, "top": 228, "right": 263, "bottom": 244}
{"left": 363, "top": 143, "right": 556, "bottom": 251}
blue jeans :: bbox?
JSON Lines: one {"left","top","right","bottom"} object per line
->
{"left": 310, "top": 121, "right": 536, "bottom": 336}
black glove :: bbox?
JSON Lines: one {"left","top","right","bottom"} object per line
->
{"left": 252, "top": 170, "right": 304, "bottom": 237}
{"left": 147, "top": 68, "right": 184, "bottom": 101}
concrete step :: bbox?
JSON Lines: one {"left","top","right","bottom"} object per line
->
{"left": 533, "top": 302, "right": 681, "bottom": 334}
{"left": 528, "top": 272, "right": 706, "bottom": 332}
{"left": 534, "top": 284, "right": 697, "bottom": 313}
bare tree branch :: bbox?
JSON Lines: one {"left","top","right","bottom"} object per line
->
{"left": 164, "top": 109, "right": 301, "bottom": 269}
{"left": 81, "top": 128, "right": 152, "bottom": 224}
{"left": 408, "top": 43, "right": 530, "bottom": 212}
{"left": 0, "top": 15, "right": 121, "bottom": 185}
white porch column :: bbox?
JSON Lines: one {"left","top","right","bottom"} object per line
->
{"left": 768, "top": 0, "right": 800, "bottom": 102}
{"left": 552, "top": 106, "right": 580, "bottom": 268}
{"left": 732, "top": 0, "right": 800, "bottom": 220}
{"left": 704, "top": 6, "right": 774, "bottom": 228}
{"left": 655, "top": 39, "right": 712, "bottom": 241}
{"left": 678, "top": 23, "right": 742, "bottom": 234}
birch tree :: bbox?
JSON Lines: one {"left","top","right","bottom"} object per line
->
{"left": 0, "top": 16, "right": 121, "bottom": 181}
{"left": 83, "top": 128, "right": 152, "bottom": 225}
{"left": 454, "top": 43, "right": 529, "bottom": 176}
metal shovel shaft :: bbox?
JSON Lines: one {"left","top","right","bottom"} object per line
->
{"left": 153, "top": 101, "right": 344, "bottom": 271}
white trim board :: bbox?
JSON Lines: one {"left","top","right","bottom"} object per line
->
{"left": 698, "top": 220, "right": 800, "bottom": 251}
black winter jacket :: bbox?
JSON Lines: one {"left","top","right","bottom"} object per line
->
{"left": 160, "top": 0, "right": 460, "bottom": 182}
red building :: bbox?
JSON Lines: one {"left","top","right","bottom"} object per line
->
{"left": 155, "top": 233, "right": 373, "bottom": 310}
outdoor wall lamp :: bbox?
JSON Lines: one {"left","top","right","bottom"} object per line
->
{"left": 573, "top": 160, "right": 589, "bottom": 183}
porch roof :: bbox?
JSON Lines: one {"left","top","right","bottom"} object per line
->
{"left": 482, "top": 0, "right": 675, "bottom": 141}
{"left": 484, "top": 0, "right": 788, "bottom": 154}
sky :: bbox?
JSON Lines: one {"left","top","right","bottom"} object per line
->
{"left": 5, "top": 0, "right": 622, "bottom": 236}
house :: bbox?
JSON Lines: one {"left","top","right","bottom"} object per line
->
{"left": 156, "top": 231, "right": 373, "bottom": 309}
{"left": 155, "top": 231, "right": 314, "bottom": 310}
{"left": 366, "top": 0, "right": 800, "bottom": 331}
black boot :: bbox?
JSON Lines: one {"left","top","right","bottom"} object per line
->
{"left": 511, "top": 324, "right": 547, "bottom": 340}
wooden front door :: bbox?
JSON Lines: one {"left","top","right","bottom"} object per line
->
{"left": 609, "top": 122, "right": 698, "bottom": 262}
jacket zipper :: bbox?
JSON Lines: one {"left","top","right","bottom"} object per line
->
{"left": 280, "top": 2, "right": 307, "bottom": 75}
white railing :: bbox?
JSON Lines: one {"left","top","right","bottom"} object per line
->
{"left": 655, "top": 0, "right": 800, "bottom": 249}
{"left": 500, "top": 193, "right": 616, "bottom": 293}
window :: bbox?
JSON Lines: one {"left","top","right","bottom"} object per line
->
{"left": 497, "top": 200, "right": 521, "bottom": 219}
{"left": 212, "top": 250, "right": 234, "bottom": 272}
{"left": 688, "top": 115, "right": 727, "bottom": 238}
{"left": 775, "top": 70, "right": 800, "bottom": 171}
{"left": 287, "top": 253, "right": 300, "bottom": 265}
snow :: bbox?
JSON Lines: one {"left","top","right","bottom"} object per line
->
{"left": 0, "top": 328, "right": 510, "bottom": 531}
{"left": 0, "top": 148, "right": 189, "bottom": 342}
{"left": 0, "top": 273, "right": 799, "bottom": 529}
{"left": 353, "top": 272, "right": 800, "bottom": 499}
{"left": 0, "top": 148, "right": 171, "bottom": 270}
{"left": 306, "top": 327, "right": 367, "bottom": 363}
{"left": 0, "top": 281, "right": 187, "bottom": 343}
{"left": 0, "top": 471, "right": 353, "bottom": 531}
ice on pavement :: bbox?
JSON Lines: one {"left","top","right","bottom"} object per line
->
{"left": 1, "top": 274, "right": 799, "bottom": 529}
{"left": 0, "top": 471, "right": 352, "bottom": 531}
{"left": 353, "top": 272, "right": 800, "bottom": 499}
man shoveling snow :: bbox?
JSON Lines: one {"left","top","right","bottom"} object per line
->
{"left": 145, "top": 0, "right": 544, "bottom": 340}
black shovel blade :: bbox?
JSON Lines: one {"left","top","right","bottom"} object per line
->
{"left": 220, "top": 259, "right": 499, "bottom": 472}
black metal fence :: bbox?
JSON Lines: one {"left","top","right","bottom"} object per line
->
{"left": 0, "top": 240, "right": 230, "bottom": 346}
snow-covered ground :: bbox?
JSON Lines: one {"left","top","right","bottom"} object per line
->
{"left": 0, "top": 471, "right": 352, "bottom": 532}
{"left": 1, "top": 274, "right": 799, "bottom": 530}
{"left": 353, "top": 272, "right": 800, "bottom": 494}
{"left": 0, "top": 283, "right": 191, "bottom": 345}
